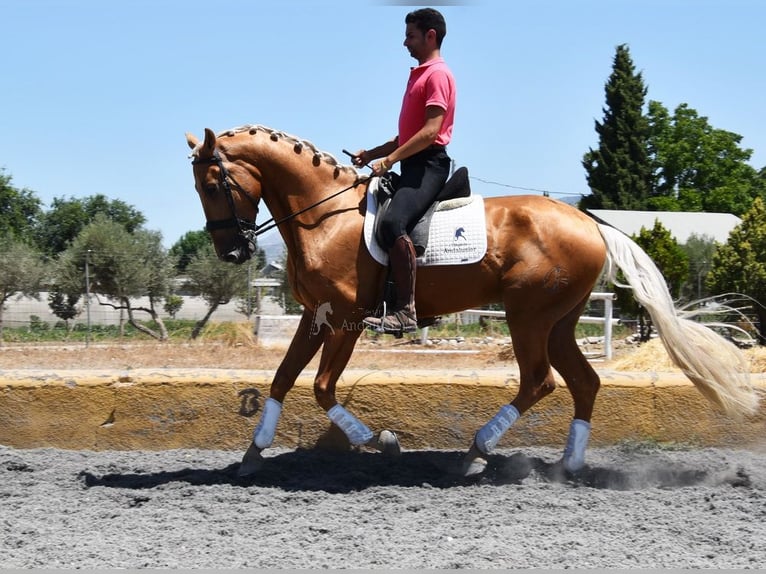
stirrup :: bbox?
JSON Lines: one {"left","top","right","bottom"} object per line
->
{"left": 364, "top": 313, "right": 417, "bottom": 338}
{"left": 363, "top": 301, "right": 388, "bottom": 334}
{"left": 363, "top": 302, "right": 417, "bottom": 338}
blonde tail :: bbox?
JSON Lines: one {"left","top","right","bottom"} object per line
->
{"left": 597, "top": 223, "right": 758, "bottom": 418}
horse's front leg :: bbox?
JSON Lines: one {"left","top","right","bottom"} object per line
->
{"left": 239, "top": 308, "right": 324, "bottom": 476}
{"left": 314, "top": 327, "right": 400, "bottom": 456}
{"left": 462, "top": 317, "right": 557, "bottom": 477}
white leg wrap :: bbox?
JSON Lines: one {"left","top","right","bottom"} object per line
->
{"left": 253, "top": 397, "right": 283, "bottom": 449}
{"left": 327, "top": 404, "right": 374, "bottom": 445}
{"left": 562, "top": 418, "right": 591, "bottom": 472}
{"left": 475, "top": 404, "right": 520, "bottom": 455}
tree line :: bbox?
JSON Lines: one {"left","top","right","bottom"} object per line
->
{"left": 1, "top": 44, "right": 764, "bottom": 343}
{"left": 0, "top": 182, "right": 271, "bottom": 341}
{"left": 580, "top": 44, "right": 765, "bottom": 343}
{"left": 581, "top": 44, "right": 766, "bottom": 215}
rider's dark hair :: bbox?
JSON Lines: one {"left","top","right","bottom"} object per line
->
{"left": 405, "top": 8, "right": 447, "bottom": 48}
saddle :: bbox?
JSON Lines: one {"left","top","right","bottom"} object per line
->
{"left": 364, "top": 166, "right": 484, "bottom": 331}
{"left": 373, "top": 166, "right": 472, "bottom": 257}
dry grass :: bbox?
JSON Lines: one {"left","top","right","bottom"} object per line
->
{"left": 196, "top": 322, "right": 257, "bottom": 347}
{"left": 610, "top": 338, "right": 766, "bottom": 373}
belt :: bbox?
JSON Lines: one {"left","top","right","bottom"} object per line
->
{"left": 412, "top": 145, "right": 447, "bottom": 156}
{"left": 402, "top": 145, "right": 449, "bottom": 164}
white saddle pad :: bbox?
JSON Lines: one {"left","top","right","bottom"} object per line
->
{"left": 363, "top": 181, "right": 488, "bottom": 267}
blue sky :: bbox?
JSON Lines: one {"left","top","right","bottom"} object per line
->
{"left": 2, "top": 0, "right": 764, "bottom": 249}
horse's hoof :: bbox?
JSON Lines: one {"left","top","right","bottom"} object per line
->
{"left": 238, "top": 442, "right": 264, "bottom": 477}
{"left": 462, "top": 456, "right": 488, "bottom": 477}
{"left": 462, "top": 443, "right": 488, "bottom": 476}
{"left": 369, "top": 430, "right": 401, "bottom": 457}
{"left": 561, "top": 455, "right": 586, "bottom": 474}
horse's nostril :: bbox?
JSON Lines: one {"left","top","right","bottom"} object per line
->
{"left": 223, "top": 250, "right": 241, "bottom": 264}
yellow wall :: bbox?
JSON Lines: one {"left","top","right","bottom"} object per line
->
{"left": 1, "top": 368, "right": 764, "bottom": 451}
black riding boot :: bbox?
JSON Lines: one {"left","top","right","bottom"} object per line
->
{"left": 364, "top": 235, "right": 418, "bottom": 335}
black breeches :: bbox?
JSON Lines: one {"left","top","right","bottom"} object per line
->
{"left": 379, "top": 147, "right": 451, "bottom": 249}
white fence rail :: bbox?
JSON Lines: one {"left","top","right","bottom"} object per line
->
{"left": 4, "top": 290, "right": 619, "bottom": 359}
{"left": 457, "top": 292, "right": 618, "bottom": 360}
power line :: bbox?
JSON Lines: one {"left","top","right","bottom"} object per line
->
{"left": 469, "top": 175, "right": 585, "bottom": 198}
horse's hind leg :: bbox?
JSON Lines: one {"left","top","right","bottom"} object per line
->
{"left": 548, "top": 295, "right": 601, "bottom": 472}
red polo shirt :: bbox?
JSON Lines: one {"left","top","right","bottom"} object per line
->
{"left": 398, "top": 57, "right": 456, "bottom": 148}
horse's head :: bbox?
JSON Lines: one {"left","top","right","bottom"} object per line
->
{"left": 186, "top": 128, "right": 262, "bottom": 264}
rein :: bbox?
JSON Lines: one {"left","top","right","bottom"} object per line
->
{"left": 252, "top": 176, "right": 369, "bottom": 237}
{"left": 192, "top": 150, "right": 369, "bottom": 238}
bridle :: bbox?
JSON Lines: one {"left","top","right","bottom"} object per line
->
{"left": 191, "top": 149, "right": 369, "bottom": 259}
{"left": 192, "top": 150, "right": 260, "bottom": 241}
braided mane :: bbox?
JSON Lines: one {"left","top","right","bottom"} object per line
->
{"left": 219, "top": 124, "right": 359, "bottom": 177}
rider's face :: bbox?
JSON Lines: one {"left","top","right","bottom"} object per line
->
{"left": 403, "top": 23, "right": 428, "bottom": 62}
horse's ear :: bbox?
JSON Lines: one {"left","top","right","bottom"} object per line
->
{"left": 185, "top": 129, "right": 216, "bottom": 157}
{"left": 186, "top": 132, "right": 199, "bottom": 150}
{"left": 202, "top": 128, "right": 217, "bottom": 156}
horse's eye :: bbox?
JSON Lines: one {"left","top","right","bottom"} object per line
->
{"left": 204, "top": 184, "right": 217, "bottom": 196}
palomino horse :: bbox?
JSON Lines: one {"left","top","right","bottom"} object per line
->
{"left": 186, "top": 125, "right": 757, "bottom": 477}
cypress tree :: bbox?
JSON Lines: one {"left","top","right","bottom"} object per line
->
{"left": 581, "top": 44, "right": 652, "bottom": 210}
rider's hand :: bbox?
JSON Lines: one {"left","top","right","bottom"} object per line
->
{"left": 371, "top": 160, "right": 391, "bottom": 177}
{"left": 351, "top": 149, "right": 369, "bottom": 168}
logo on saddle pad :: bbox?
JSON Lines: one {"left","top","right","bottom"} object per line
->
{"left": 442, "top": 223, "right": 480, "bottom": 256}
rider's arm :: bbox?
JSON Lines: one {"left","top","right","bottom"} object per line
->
{"left": 353, "top": 137, "right": 399, "bottom": 167}
{"left": 384, "top": 105, "right": 445, "bottom": 168}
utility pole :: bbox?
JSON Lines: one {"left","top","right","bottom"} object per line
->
{"left": 85, "top": 250, "right": 92, "bottom": 347}
{"left": 247, "top": 262, "right": 253, "bottom": 316}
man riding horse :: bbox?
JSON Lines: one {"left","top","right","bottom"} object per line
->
{"left": 353, "top": 7, "right": 456, "bottom": 335}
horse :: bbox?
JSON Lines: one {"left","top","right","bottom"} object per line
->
{"left": 186, "top": 124, "right": 758, "bottom": 477}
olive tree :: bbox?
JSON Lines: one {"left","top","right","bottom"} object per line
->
{"left": 0, "top": 236, "right": 45, "bottom": 341}
{"left": 185, "top": 244, "right": 250, "bottom": 339}
{"left": 56, "top": 215, "right": 172, "bottom": 340}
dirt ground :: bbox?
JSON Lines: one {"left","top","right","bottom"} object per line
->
{"left": 2, "top": 335, "right": 766, "bottom": 568}
{"left": 0, "top": 337, "right": 507, "bottom": 371}
{"left": 0, "top": 335, "right": 566, "bottom": 371}
{"left": 2, "top": 444, "right": 765, "bottom": 568}
{"left": 0, "top": 333, "right": 764, "bottom": 373}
